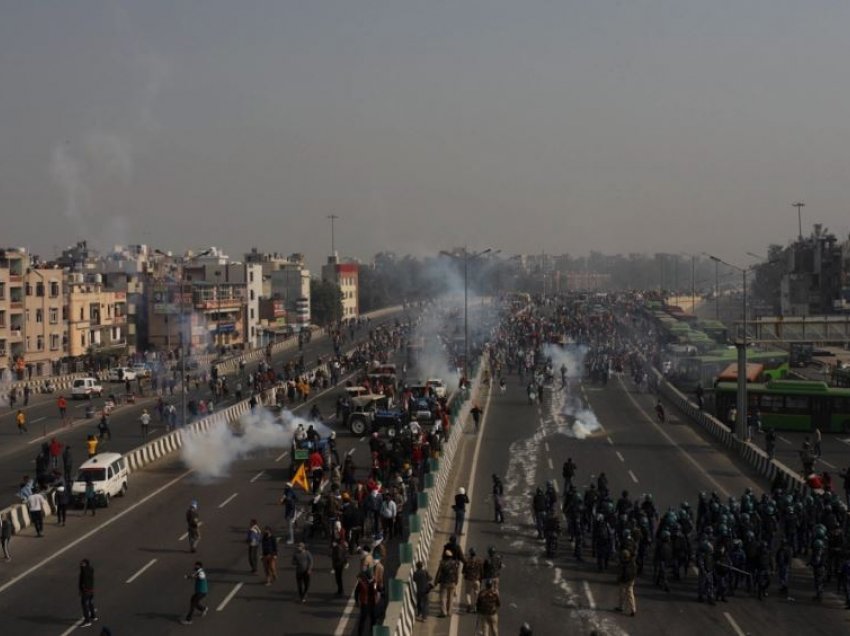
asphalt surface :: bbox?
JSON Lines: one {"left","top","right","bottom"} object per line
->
{"left": 415, "top": 368, "right": 850, "bottom": 636}
{"left": 0, "top": 316, "right": 403, "bottom": 506}
{"left": 0, "top": 342, "right": 411, "bottom": 635}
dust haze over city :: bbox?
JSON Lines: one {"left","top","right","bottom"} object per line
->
{"left": 3, "top": 2, "right": 850, "bottom": 268}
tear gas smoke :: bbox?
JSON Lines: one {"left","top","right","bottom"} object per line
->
{"left": 180, "top": 406, "right": 332, "bottom": 480}
{"left": 543, "top": 343, "right": 603, "bottom": 439}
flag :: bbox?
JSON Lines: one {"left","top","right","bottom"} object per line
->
{"left": 292, "top": 462, "right": 310, "bottom": 493}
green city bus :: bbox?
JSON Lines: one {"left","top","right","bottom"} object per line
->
{"left": 714, "top": 379, "right": 850, "bottom": 433}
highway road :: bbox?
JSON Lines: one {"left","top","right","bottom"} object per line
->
{"left": 0, "top": 313, "right": 404, "bottom": 507}
{"left": 416, "top": 367, "right": 850, "bottom": 636}
{"left": 0, "top": 340, "right": 411, "bottom": 635}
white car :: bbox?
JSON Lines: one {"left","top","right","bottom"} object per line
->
{"left": 426, "top": 378, "right": 447, "bottom": 399}
{"left": 71, "top": 452, "right": 129, "bottom": 507}
{"left": 131, "top": 363, "right": 151, "bottom": 378}
{"left": 107, "top": 367, "right": 137, "bottom": 382}
{"left": 71, "top": 377, "right": 103, "bottom": 400}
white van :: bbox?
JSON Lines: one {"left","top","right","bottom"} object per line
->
{"left": 71, "top": 452, "right": 129, "bottom": 507}
{"left": 71, "top": 377, "right": 104, "bottom": 399}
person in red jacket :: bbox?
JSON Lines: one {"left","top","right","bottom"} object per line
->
{"left": 309, "top": 449, "right": 324, "bottom": 493}
{"left": 48, "top": 437, "right": 62, "bottom": 470}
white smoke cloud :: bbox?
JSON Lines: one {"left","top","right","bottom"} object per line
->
{"left": 180, "top": 406, "right": 332, "bottom": 480}
{"left": 543, "top": 343, "right": 604, "bottom": 439}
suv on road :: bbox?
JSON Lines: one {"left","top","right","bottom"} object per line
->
{"left": 71, "top": 377, "right": 104, "bottom": 400}
{"left": 71, "top": 452, "right": 129, "bottom": 507}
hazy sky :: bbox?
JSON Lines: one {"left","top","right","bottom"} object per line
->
{"left": 3, "top": 1, "right": 850, "bottom": 272}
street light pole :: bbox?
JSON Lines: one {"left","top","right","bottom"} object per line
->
{"left": 327, "top": 214, "right": 339, "bottom": 256}
{"left": 793, "top": 202, "right": 805, "bottom": 240}
{"left": 708, "top": 254, "right": 750, "bottom": 440}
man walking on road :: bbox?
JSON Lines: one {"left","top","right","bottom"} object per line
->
{"left": 437, "top": 549, "right": 460, "bottom": 617}
{"left": 246, "top": 519, "right": 261, "bottom": 574}
{"left": 79, "top": 558, "right": 97, "bottom": 627}
{"left": 181, "top": 561, "right": 209, "bottom": 625}
{"left": 476, "top": 579, "right": 501, "bottom": 636}
{"left": 463, "top": 547, "right": 483, "bottom": 613}
{"left": 26, "top": 488, "right": 48, "bottom": 537}
{"left": 186, "top": 501, "right": 201, "bottom": 553}
{"left": 615, "top": 549, "right": 637, "bottom": 617}
{"left": 58, "top": 395, "right": 68, "bottom": 423}
{"left": 261, "top": 527, "right": 278, "bottom": 586}
{"left": 412, "top": 560, "right": 433, "bottom": 622}
{"left": 454, "top": 487, "right": 469, "bottom": 536}
{"left": 140, "top": 409, "right": 151, "bottom": 438}
{"left": 354, "top": 569, "right": 380, "bottom": 636}
{"left": 292, "top": 542, "right": 313, "bottom": 602}
{"left": 16, "top": 409, "right": 27, "bottom": 434}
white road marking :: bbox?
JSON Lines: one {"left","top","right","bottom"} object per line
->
{"left": 617, "top": 375, "right": 731, "bottom": 497}
{"left": 126, "top": 558, "right": 158, "bottom": 583}
{"left": 346, "top": 447, "right": 356, "bottom": 456}
{"left": 839, "top": 438, "right": 850, "bottom": 446}
{"left": 30, "top": 416, "right": 45, "bottom": 424}
{"left": 607, "top": 436, "right": 614, "bottom": 445}
{"left": 448, "top": 376, "right": 495, "bottom": 636}
{"left": 359, "top": 436, "right": 366, "bottom": 443}
{"left": 724, "top": 612, "right": 746, "bottom": 636}
{"left": 274, "top": 451, "right": 288, "bottom": 462}
{"left": 583, "top": 580, "right": 596, "bottom": 609}
{"left": 628, "top": 470, "right": 639, "bottom": 484}
{"left": 615, "top": 451, "right": 625, "bottom": 462}
{"left": 58, "top": 618, "right": 85, "bottom": 636}
{"left": 218, "top": 493, "right": 238, "bottom": 509}
{"left": 778, "top": 436, "right": 793, "bottom": 445}
{"left": 179, "top": 521, "right": 204, "bottom": 541}
{"left": 334, "top": 596, "right": 357, "bottom": 636}
{"left": 547, "top": 457, "right": 554, "bottom": 470}
{"left": 553, "top": 481, "right": 559, "bottom": 493}
{"left": 250, "top": 471, "right": 265, "bottom": 483}
{"left": 817, "top": 457, "right": 837, "bottom": 469}
{"left": 0, "top": 469, "right": 194, "bottom": 596}
{"left": 216, "top": 582, "right": 243, "bottom": 612}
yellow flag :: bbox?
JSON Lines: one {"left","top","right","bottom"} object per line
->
{"left": 292, "top": 462, "right": 311, "bottom": 493}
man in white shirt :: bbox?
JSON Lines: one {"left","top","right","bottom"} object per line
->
{"left": 27, "top": 489, "right": 49, "bottom": 537}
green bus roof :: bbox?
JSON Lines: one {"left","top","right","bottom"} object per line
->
{"left": 715, "top": 379, "right": 850, "bottom": 396}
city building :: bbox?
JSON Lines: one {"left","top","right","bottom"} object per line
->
{"left": 66, "top": 273, "right": 128, "bottom": 361}
{"left": 245, "top": 248, "right": 311, "bottom": 330}
{"left": 0, "top": 248, "right": 67, "bottom": 379}
{"left": 322, "top": 255, "right": 359, "bottom": 319}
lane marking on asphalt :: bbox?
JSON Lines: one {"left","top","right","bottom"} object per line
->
{"left": 607, "top": 436, "right": 614, "bottom": 446}
{"left": 250, "top": 471, "right": 264, "bottom": 483}
{"left": 179, "top": 521, "right": 204, "bottom": 541}
{"left": 0, "top": 468, "right": 194, "bottom": 596}
{"left": 346, "top": 447, "right": 356, "bottom": 456}
{"left": 74, "top": 403, "right": 89, "bottom": 409}
{"left": 58, "top": 618, "right": 85, "bottom": 636}
{"left": 617, "top": 376, "right": 730, "bottom": 498}
{"left": 547, "top": 457, "right": 554, "bottom": 470}
{"left": 724, "top": 612, "right": 746, "bottom": 636}
{"left": 448, "top": 381, "right": 494, "bottom": 636}
{"left": 275, "top": 451, "right": 288, "bottom": 462}
{"left": 544, "top": 441, "right": 550, "bottom": 452}
{"left": 218, "top": 493, "right": 239, "bottom": 508}
{"left": 553, "top": 481, "right": 559, "bottom": 493}
{"left": 818, "top": 457, "right": 837, "bottom": 469}
{"left": 839, "top": 438, "right": 850, "bottom": 446}
{"left": 778, "top": 436, "right": 793, "bottom": 445}
{"left": 628, "top": 470, "right": 639, "bottom": 484}
{"left": 583, "top": 580, "right": 596, "bottom": 609}
{"left": 615, "top": 451, "right": 625, "bottom": 463}
{"left": 126, "top": 558, "right": 158, "bottom": 583}
{"left": 334, "top": 596, "right": 357, "bottom": 636}
{"left": 216, "top": 582, "right": 243, "bottom": 612}
{"left": 359, "top": 436, "right": 366, "bottom": 443}
{"left": 30, "top": 416, "right": 45, "bottom": 424}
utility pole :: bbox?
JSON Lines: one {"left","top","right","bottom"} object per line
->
{"left": 327, "top": 214, "right": 339, "bottom": 256}
{"left": 793, "top": 202, "right": 805, "bottom": 240}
